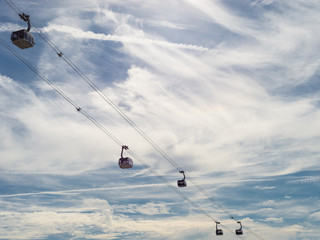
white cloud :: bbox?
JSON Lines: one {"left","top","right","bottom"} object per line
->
{"left": 0, "top": 198, "right": 113, "bottom": 239}
{"left": 146, "top": 19, "right": 188, "bottom": 30}
{"left": 41, "top": 24, "right": 208, "bottom": 51}
{"left": 264, "top": 217, "right": 283, "bottom": 223}
{"left": 309, "top": 212, "right": 320, "bottom": 221}
{"left": 262, "top": 200, "right": 276, "bottom": 207}
{"left": 183, "top": 0, "right": 258, "bottom": 36}
{"left": 251, "top": 0, "right": 274, "bottom": 6}
{"left": 0, "top": 23, "right": 22, "bottom": 32}
{"left": 0, "top": 197, "right": 216, "bottom": 240}
{"left": 289, "top": 176, "right": 320, "bottom": 184}
{"left": 0, "top": 74, "right": 118, "bottom": 173}
{"left": 255, "top": 186, "right": 276, "bottom": 190}
{"left": 118, "top": 202, "right": 170, "bottom": 215}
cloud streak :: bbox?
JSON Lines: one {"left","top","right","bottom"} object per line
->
{"left": 0, "top": 182, "right": 165, "bottom": 198}
{"left": 40, "top": 24, "right": 208, "bottom": 51}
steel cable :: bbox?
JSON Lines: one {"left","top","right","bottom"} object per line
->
{"left": 0, "top": 36, "right": 246, "bottom": 238}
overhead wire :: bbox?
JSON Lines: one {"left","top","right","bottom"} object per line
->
{"left": 3, "top": 1, "right": 262, "bottom": 237}
{"left": 2, "top": 1, "right": 265, "bottom": 238}
{"left": 0, "top": 37, "right": 244, "bottom": 238}
{"left": 3, "top": 0, "right": 20, "bottom": 15}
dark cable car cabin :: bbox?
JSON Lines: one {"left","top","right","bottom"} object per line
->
{"left": 235, "top": 221, "right": 243, "bottom": 235}
{"left": 215, "top": 222, "right": 223, "bottom": 236}
{"left": 118, "top": 145, "right": 133, "bottom": 169}
{"left": 177, "top": 170, "right": 187, "bottom": 187}
{"left": 11, "top": 13, "right": 35, "bottom": 49}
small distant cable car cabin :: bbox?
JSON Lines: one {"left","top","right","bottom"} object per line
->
{"left": 177, "top": 170, "right": 187, "bottom": 187}
{"left": 118, "top": 145, "right": 133, "bottom": 169}
{"left": 11, "top": 13, "right": 35, "bottom": 49}
{"left": 235, "top": 221, "right": 243, "bottom": 235}
{"left": 216, "top": 228, "right": 223, "bottom": 236}
{"left": 215, "top": 222, "right": 223, "bottom": 236}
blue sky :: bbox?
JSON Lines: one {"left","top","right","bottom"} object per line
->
{"left": 0, "top": 0, "right": 320, "bottom": 239}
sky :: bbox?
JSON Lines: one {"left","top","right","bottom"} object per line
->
{"left": 0, "top": 0, "right": 320, "bottom": 239}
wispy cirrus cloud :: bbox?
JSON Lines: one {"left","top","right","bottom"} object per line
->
{"left": 183, "top": 0, "right": 258, "bottom": 36}
{"left": 41, "top": 24, "right": 208, "bottom": 51}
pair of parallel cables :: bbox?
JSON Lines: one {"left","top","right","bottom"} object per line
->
{"left": 0, "top": 36, "right": 244, "bottom": 239}
{"left": 2, "top": 0, "right": 265, "bottom": 239}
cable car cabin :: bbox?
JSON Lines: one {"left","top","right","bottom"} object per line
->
{"left": 235, "top": 221, "right": 243, "bottom": 235}
{"left": 235, "top": 229, "right": 243, "bottom": 235}
{"left": 177, "top": 170, "right": 187, "bottom": 187}
{"left": 118, "top": 145, "right": 133, "bottom": 169}
{"left": 216, "top": 229, "right": 223, "bottom": 236}
{"left": 177, "top": 179, "right": 187, "bottom": 187}
{"left": 118, "top": 157, "right": 133, "bottom": 169}
{"left": 11, "top": 29, "right": 35, "bottom": 49}
{"left": 215, "top": 222, "right": 223, "bottom": 236}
